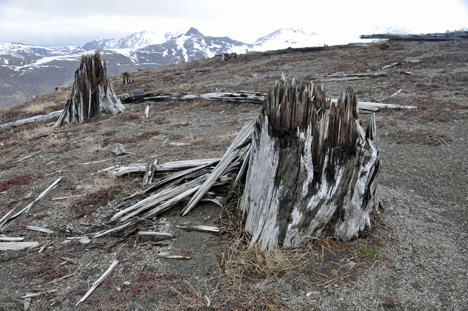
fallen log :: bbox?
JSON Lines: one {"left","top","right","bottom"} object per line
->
{"left": 0, "top": 110, "right": 62, "bottom": 133}
{"left": 123, "top": 91, "right": 266, "bottom": 104}
{"left": 122, "top": 91, "right": 416, "bottom": 113}
{"left": 360, "top": 31, "right": 468, "bottom": 41}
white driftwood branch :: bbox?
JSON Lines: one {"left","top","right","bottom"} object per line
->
{"left": 137, "top": 231, "right": 173, "bottom": 238}
{"left": 0, "top": 242, "right": 40, "bottom": 251}
{"left": 176, "top": 225, "right": 220, "bottom": 233}
{"left": 21, "top": 290, "right": 58, "bottom": 299}
{"left": 157, "top": 251, "right": 191, "bottom": 259}
{"left": 76, "top": 259, "right": 119, "bottom": 306}
{"left": 0, "top": 177, "right": 62, "bottom": 231}
{"left": 26, "top": 226, "right": 54, "bottom": 234}
{"left": 16, "top": 151, "right": 42, "bottom": 163}
{"left": 93, "top": 221, "right": 134, "bottom": 238}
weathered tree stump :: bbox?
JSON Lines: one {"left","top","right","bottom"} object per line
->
{"left": 121, "top": 72, "right": 133, "bottom": 85}
{"left": 54, "top": 51, "right": 124, "bottom": 126}
{"left": 239, "top": 79, "right": 380, "bottom": 250}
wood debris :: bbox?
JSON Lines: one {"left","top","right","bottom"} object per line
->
{"left": 176, "top": 225, "right": 220, "bottom": 233}
{"left": 76, "top": 259, "right": 119, "bottom": 306}
{"left": 0, "top": 236, "right": 24, "bottom": 241}
{"left": 0, "top": 177, "right": 62, "bottom": 232}
{"left": 0, "top": 241, "right": 40, "bottom": 251}
{"left": 157, "top": 251, "right": 191, "bottom": 259}
{"left": 318, "top": 71, "right": 388, "bottom": 82}
{"left": 21, "top": 290, "right": 58, "bottom": 299}
{"left": 123, "top": 91, "right": 265, "bottom": 104}
{"left": 26, "top": 226, "right": 54, "bottom": 234}
{"left": 137, "top": 231, "right": 174, "bottom": 238}
{"left": 16, "top": 151, "right": 42, "bottom": 163}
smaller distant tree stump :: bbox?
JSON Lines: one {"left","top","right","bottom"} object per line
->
{"left": 54, "top": 51, "right": 124, "bottom": 126}
{"left": 121, "top": 72, "right": 133, "bottom": 85}
{"left": 239, "top": 79, "right": 380, "bottom": 250}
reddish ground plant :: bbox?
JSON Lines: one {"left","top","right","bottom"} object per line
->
{"left": 0, "top": 173, "right": 43, "bottom": 192}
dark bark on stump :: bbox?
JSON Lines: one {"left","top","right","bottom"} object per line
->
{"left": 239, "top": 80, "right": 380, "bottom": 250}
{"left": 121, "top": 72, "right": 133, "bottom": 85}
{"left": 54, "top": 51, "right": 124, "bottom": 126}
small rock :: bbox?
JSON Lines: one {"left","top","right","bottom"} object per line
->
{"left": 112, "top": 143, "right": 128, "bottom": 156}
{"left": 123, "top": 281, "right": 131, "bottom": 286}
{"left": 132, "top": 89, "right": 145, "bottom": 96}
{"left": 306, "top": 291, "right": 320, "bottom": 297}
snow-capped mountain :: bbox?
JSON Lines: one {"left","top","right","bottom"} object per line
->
{"left": 80, "top": 30, "right": 181, "bottom": 50}
{"left": 254, "top": 28, "right": 323, "bottom": 50}
{"left": 0, "top": 27, "right": 327, "bottom": 108}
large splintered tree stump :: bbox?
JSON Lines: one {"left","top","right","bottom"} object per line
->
{"left": 54, "top": 51, "right": 124, "bottom": 126}
{"left": 240, "top": 80, "right": 380, "bottom": 250}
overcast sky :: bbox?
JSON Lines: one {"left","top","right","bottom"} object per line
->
{"left": 0, "top": 0, "right": 467, "bottom": 46}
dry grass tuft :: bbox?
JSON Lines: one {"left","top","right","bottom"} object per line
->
{"left": 223, "top": 244, "right": 307, "bottom": 280}
{"left": 23, "top": 101, "right": 57, "bottom": 114}
{"left": 69, "top": 173, "right": 121, "bottom": 219}
{"left": 164, "top": 280, "right": 208, "bottom": 310}
{"left": 41, "top": 136, "right": 66, "bottom": 148}
{"left": 16, "top": 124, "right": 54, "bottom": 141}
{"left": 92, "top": 172, "right": 118, "bottom": 192}
{"left": 220, "top": 184, "right": 311, "bottom": 281}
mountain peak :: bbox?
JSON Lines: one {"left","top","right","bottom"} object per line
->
{"left": 185, "top": 27, "right": 203, "bottom": 37}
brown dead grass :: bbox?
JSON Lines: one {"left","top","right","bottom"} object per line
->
{"left": 68, "top": 173, "right": 121, "bottom": 219}
{"left": 23, "top": 101, "right": 57, "bottom": 114}
{"left": 16, "top": 124, "right": 54, "bottom": 141}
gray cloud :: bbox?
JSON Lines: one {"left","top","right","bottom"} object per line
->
{"left": 0, "top": 0, "right": 466, "bottom": 46}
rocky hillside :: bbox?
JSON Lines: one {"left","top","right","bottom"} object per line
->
{"left": 0, "top": 38, "right": 467, "bottom": 310}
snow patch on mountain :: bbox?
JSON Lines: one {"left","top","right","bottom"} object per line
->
{"left": 253, "top": 28, "right": 324, "bottom": 50}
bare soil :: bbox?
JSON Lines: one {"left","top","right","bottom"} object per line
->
{"left": 0, "top": 39, "right": 467, "bottom": 310}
